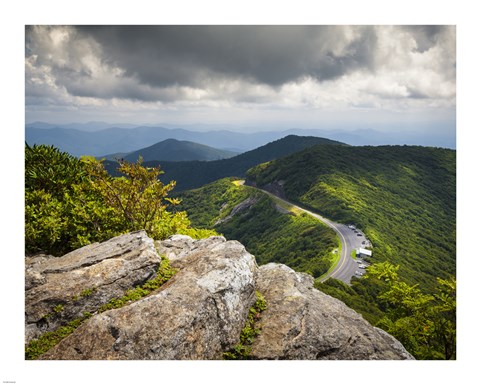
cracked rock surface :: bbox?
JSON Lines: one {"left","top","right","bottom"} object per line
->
{"left": 250, "top": 263, "right": 414, "bottom": 360}
{"left": 40, "top": 235, "right": 257, "bottom": 360}
{"left": 25, "top": 230, "right": 160, "bottom": 344}
{"left": 30, "top": 233, "right": 413, "bottom": 360}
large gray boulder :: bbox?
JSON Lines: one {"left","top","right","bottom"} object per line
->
{"left": 39, "top": 236, "right": 258, "bottom": 360}
{"left": 250, "top": 263, "right": 414, "bottom": 360}
{"left": 29, "top": 233, "right": 413, "bottom": 360}
{"left": 25, "top": 230, "right": 161, "bottom": 343}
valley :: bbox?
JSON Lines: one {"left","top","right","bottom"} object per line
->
{"left": 245, "top": 181, "right": 371, "bottom": 284}
{"left": 176, "top": 178, "right": 338, "bottom": 279}
{"left": 173, "top": 138, "right": 456, "bottom": 360}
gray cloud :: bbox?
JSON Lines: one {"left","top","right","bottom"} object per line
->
{"left": 400, "top": 25, "right": 446, "bottom": 52}
{"left": 69, "top": 25, "right": 380, "bottom": 88}
{"left": 25, "top": 25, "right": 456, "bottom": 107}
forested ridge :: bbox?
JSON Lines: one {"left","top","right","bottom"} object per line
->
{"left": 109, "top": 138, "right": 238, "bottom": 163}
{"left": 247, "top": 144, "right": 456, "bottom": 291}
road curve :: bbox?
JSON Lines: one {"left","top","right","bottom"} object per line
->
{"left": 243, "top": 182, "right": 368, "bottom": 284}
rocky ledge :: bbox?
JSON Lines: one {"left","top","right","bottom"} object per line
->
{"left": 25, "top": 232, "right": 413, "bottom": 360}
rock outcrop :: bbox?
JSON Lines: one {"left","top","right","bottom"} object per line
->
{"left": 251, "top": 263, "right": 413, "bottom": 360}
{"left": 26, "top": 232, "right": 414, "bottom": 360}
{"left": 39, "top": 235, "right": 257, "bottom": 360}
{"left": 214, "top": 197, "right": 258, "bottom": 225}
{"left": 25, "top": 230, "right": 160, "bottom": 343}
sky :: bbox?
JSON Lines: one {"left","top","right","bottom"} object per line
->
{"left": 25, "top": 25, "right": 456, "bottom": 137}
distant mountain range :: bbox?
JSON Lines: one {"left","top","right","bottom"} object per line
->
{"left": 25, "top": 122, "right": 456, "bottom": 158}
{"left": 105, "top": 135, "right": 347, "bottom": 191}
{"left": 25, "top": 124, "right": 283, "bottom": 157}
{"left": 100, "top": 139, "right": 238, "bottom": 162}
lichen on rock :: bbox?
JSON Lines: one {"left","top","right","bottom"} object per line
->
{"left": 39, "top": 235, "right": 258, "bottom": 360}
{"left": 25, "top": 230, "right": 161, "bottom": 344}
{"left": 250, "top": 263, "right": 414, "bottom": 360}
{"left": 27, "top": 233, "right": 414, "bottom": 360}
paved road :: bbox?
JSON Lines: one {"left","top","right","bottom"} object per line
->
{"left": 245, "top": 183, "right": 370, "bottom": 284}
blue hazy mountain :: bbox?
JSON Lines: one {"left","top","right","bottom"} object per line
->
{"left": 25, "top": 122, "right": 455, "bottom": 158}
{"left": 101, "top": 139, "right": 238, "bottom": 162}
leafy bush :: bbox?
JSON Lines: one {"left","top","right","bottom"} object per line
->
{"left": 25, "top": 189, "right": 67, "bottom": 252}
{"left": 81, "top": 156, "right": 195, "bottom": 240}
{"left": 25, "top": 144, "right": 86, "bottom": 198}
{"left": 25, "top": 145, "right": 216, "bottom": 255}
{"left": 367, "top": 262, "right": 456, "bottom": 360}
{"left": 316, "top": 262, "right": 456, "bottom": 359}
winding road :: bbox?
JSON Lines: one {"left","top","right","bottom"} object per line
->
{"left": 242, "top": 182, "right": 370, "bottom": 284}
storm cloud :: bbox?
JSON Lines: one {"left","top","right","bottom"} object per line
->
{"left": 25, "top": 25, "right": 456, "bottom": 128}
{"left": 75, "top": 25, "right": 379, "bottom": 88}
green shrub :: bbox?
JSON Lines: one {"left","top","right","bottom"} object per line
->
{"left": 25, "top": 145, "right": 216, "bottom": 255}
{"left": 366, "top": 262, "right": 456, "bottom": 360}
{"left": 25, "top": 143, "right": 86, "bottom": 198}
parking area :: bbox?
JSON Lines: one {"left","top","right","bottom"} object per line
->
{"left": 347, "top": 224, "right": 372, "bottom": 278}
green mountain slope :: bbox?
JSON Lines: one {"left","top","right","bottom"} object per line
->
{"left": 138, "top": 135, "right": 347, "bottom": 190}
{"left": 176, "top": 178, "right": 338, "bottom": 278}
{"left": 247, "top": 144, "right": 456, "bottom": 292}
{"left": 106, "top": 138, "right": 238, "bottom": 162}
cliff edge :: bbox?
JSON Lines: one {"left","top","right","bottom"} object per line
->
{"left": 25, "top": 231, "right": 413, "bottom": 360}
